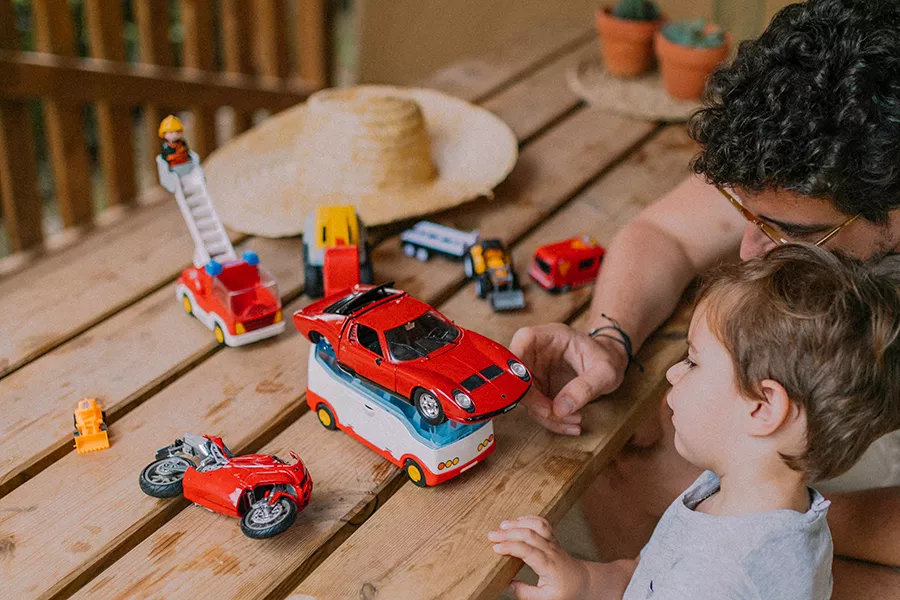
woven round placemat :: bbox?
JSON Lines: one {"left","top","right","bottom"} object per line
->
{"left": 567, "top": 54, "right": 700, "bottom": 123}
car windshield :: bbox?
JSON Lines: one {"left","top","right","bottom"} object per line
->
{"left": 384, "top": 311, "right": 459, "bottom": 361}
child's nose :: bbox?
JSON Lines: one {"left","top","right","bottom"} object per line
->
{"left": 666, "top": 362, "right": 683, "bottom": 385}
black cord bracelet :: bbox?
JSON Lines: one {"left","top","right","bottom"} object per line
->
{"left": 588, "top": 313, "right": 644, "bottom": 373}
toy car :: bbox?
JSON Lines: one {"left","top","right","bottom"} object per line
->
{"left": 530, "top": 235, "right": 606, "bottom": 293}
{"left": 73, "top": 398, "right": 110, "bottom": 454}
{"left": 400, "top": 221, "right": 480, "bottom": 262}
{"left": 158, "top": 122, "right": 286, "bottom": 347}
{"left": 463, "top": 239, "right": 526, "bottom": 311}
{"left": 139, "top": 434, "right": 312, "bottom": 539}
{"left": 307, "top": 339, "right": 497, "bottom": 487}
{"left": 303, "top": 205, "right": 374, "bottom": 298}
{"left": 293, "top": 283, "right": 531, "bottom": 425}
{"left": 176, "top": 250, "right": 285, "bottom": 346}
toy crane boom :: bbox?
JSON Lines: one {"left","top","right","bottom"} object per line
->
{"left": 156, "top": 153, "right": 237, "bottom": 268}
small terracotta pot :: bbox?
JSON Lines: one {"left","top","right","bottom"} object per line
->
{"left": 595, "top": 7, "right": 663, "bottom": 78}
{"left": 654, "top": 30, "right": 731, "bottom": 100}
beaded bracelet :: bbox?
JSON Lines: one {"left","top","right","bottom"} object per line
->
{"left": 588, "top": 313, "right": 644, "bottom": 373}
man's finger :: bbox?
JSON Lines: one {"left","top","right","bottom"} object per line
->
{"left": 527, "top": 408, "right": 582, "bottom": 436}
{"left": 553, "top": 367, "right": 618, "bottom": 417}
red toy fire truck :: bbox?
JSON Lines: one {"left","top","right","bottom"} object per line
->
{"left": 529, "top": 235, "right": 606, "bottom": 293}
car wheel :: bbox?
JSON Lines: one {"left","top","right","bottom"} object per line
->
{"left": 139, "top": 456, "right": 193, "bottom": 498}
{"left": 560, "top": 284, "right": 571, "bottom": 294}
{"left": 404, "top": 458, "right": 429, "bottom": 488}
{"left": 414, "top": 389, "right": 446, "bottom": 425}
{"left": 315, "top": 403, "right": 338, "bottom": 431}
{"left": 415, "top": 247, "right": 430, "bottom": 262}
{"left": 403, "top": 243, "right": 417, "bottom": 258}
{"left": 308, "top": 331, "right": 322, "bottom": 345}
{"left": 475, "top": 274, "right": 491, "bottom": 299}
{"left": 214, "top": 323, "right": 226, "bottom": 345}
{"left": 464, "top": 255, "right": 475, "bottom": 278}
{"left": 182, "top": 294, "right": 193, "bottom": 315}
{"left": 240, "top": 495, "right": 298, "bottom": 539}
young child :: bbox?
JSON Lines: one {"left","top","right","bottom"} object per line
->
{"left": 489, "top": 244, "right": 900, "bottom": 599}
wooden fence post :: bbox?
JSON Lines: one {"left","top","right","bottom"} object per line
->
{"left": 32, "top": 0, "right": 93, "bottom": 227}
{"left": 0, "top": 0, "right": 43, "bottom": 251}
{"left": 181, "top": 0, "right": 217, "bottom": 159}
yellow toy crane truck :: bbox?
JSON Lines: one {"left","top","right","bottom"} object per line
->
{"left": 73, "top": 398, "right": 110, "bottom": 454}
{"left": 463, "top": 238, "right": 526, "bottom": 311}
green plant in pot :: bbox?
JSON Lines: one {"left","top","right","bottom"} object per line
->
{"left": 596, "top": 0, "right": 663, "bottom": 77}
{"left": 654, "top": 19, "right": 731, "bottom": 100}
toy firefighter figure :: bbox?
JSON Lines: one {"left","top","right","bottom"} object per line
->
{"left": 158, "top": 115, "right": 191, "bottom": 170}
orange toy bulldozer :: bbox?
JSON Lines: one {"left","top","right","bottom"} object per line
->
{"left": 73, "top": 398, "right": 110, "bottom": 453}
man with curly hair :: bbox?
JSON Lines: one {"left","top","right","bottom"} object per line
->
{"left": 511, "top": 0, "right": 900, "bottom": 596}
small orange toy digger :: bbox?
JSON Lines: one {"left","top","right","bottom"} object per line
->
{"left": 73, "top": 398, "right": 110, "bottom": 453}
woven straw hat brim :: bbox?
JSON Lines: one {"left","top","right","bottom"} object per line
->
{"left": 203, "top": 85, "right": 518, "bottom": 237}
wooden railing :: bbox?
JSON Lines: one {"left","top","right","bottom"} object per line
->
{"left": 0, "top": 0, "right": 330, "bottom": 258}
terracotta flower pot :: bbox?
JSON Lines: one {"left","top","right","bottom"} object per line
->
{"left": 654, "top": 30, "right": 731, "bottom": 100}
{"left": 595, "top": 7, "right": 663, "bottom": 78}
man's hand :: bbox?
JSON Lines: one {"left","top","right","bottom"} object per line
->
{"left": 488, "top": 516, "right": 592, "bottom": 600}
{"left": 510, "top": 323, "right": 628, "bottom": 435}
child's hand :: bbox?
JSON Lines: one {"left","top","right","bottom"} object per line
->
{"left": 488, "top": 516, "right": 591, "bottom": 600}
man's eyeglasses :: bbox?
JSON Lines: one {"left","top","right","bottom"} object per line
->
{"left": 715, "top": 185, "right": 859, "bottom": 247}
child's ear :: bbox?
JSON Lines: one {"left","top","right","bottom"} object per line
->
{"left": 746, "top": 379, "right": 799, "bottom": 436}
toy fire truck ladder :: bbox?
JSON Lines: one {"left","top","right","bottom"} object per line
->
{"left": 157, "top": 154, "right": 237, "bottom": 268}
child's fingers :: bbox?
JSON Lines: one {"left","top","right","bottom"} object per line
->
{"left": 508, "top": 580, "right": 553, "bottom": 600}
{"left": 489, "top": 527, "right": 555, "bottom": 554}
{"left": 505, "top": 516, "right": 554, "bottom": 540}
{"left": 491, "top": 540, "right": 550, "bottom": 573}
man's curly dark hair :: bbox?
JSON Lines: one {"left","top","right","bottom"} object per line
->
{"left": 688, "top": 0, "right": 900, "bottom": 223}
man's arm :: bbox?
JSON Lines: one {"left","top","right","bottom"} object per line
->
{"left": 827, "top": 487, "right": 900, "bottom": 567}
{"left": 587, "top": 173, "right": 745, "bottom": 351}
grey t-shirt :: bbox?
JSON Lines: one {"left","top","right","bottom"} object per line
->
{"left": 622, "top": 470, "right": 833, "bottom": 600}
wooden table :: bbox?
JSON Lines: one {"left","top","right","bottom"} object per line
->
{"left": 0, "top": 20, "right": 694, "bottom": 600}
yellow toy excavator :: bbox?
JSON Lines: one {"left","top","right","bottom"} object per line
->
{"left": 73, "top": 398, "right": 110, "bottom": 454}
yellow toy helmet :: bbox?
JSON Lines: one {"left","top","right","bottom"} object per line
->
{"left": 158, "top": 115, "right": 184, "bottom": 137}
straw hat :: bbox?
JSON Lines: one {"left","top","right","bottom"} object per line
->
{"left": 203, "top": 85, "right": 518, "bottom": 237}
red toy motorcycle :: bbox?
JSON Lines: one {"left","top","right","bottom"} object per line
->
{"left": 139, "top": 434, "right": 312, "bottom": 539}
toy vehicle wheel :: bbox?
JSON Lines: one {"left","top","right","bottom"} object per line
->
{"left": 315, "top": 403, "right": 338, "bottom": 430}
{"left": 214, "top": 323, "right": 226, "bottom": 345}
{"left": 303, "top": 244, "right": 324, "bottom": 298}
{"left": 475, "top": 274, "right": 491, "bottom": 299}
{"left": 463, "top": 255, "right": 475, "bottom": 278}
{"left": 404, "top": 458, "right": 429, "bottom": 487}
{"left": 414, "top": 388, "right": 446, "bottom": 425}
{"left": 182, "top": 294, "right": 193, "bottom": 315}
{"left": 511, "top": 273, "right": 520, "bottom": 288}
{"left": 402, "top": 243, "right": 417, "bottom": 258}
{"left": 139, "top": 456, "right": 193, "bottom": 498}
{"left": 415, "top": 247, "right": 430, "bottom": 262}
{"left": 240, "top": 496, "right": 298, "bottom": 539}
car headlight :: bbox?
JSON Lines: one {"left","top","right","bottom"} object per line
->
{"left": 508, "top": 360, "right": 530, "bottom": 381}
{"left": 453, "top": 390, "right": 474, "bottom": 411}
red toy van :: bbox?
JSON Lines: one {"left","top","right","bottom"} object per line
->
{"left": 529, "top": 235, "right": 606, "bottom": 293}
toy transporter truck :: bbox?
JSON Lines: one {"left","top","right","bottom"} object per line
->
{"left": 157, "top": 116, "right": 285, "bottom": 346}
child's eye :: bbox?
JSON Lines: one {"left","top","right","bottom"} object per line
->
{"left": 681, "top": 356, "right": 696, "bottom": 369}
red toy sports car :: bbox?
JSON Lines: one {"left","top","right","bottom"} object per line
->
{"left": 293, "top": 283, "right": 532, "bottom": 425}
{"left": 139, "top": 434, "right": 312, "bottom": 539}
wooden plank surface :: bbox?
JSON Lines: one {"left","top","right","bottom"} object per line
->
{"left": 0, "top": 31, "right": 628, "bottom": 600}
{"left": 57, "top": 111, "right": 658, "bottom": 600}
{"left": 0, "top": 20, "right": 591, "bottom": 377}
{"left": 295, "top": 126, "right": 696, "bottom": 599}
{"left": 0, "top": 236, "right": 298, "bottom": 498}
{"left": 32, "top": 0, "right": 94, "bottom": 228}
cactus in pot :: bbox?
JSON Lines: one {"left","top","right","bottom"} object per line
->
{"left": 596, "top": 0, "right": 663, "bottom": 77}
{"left": 654, "top": 19, "right": 731, "bottom": 100}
